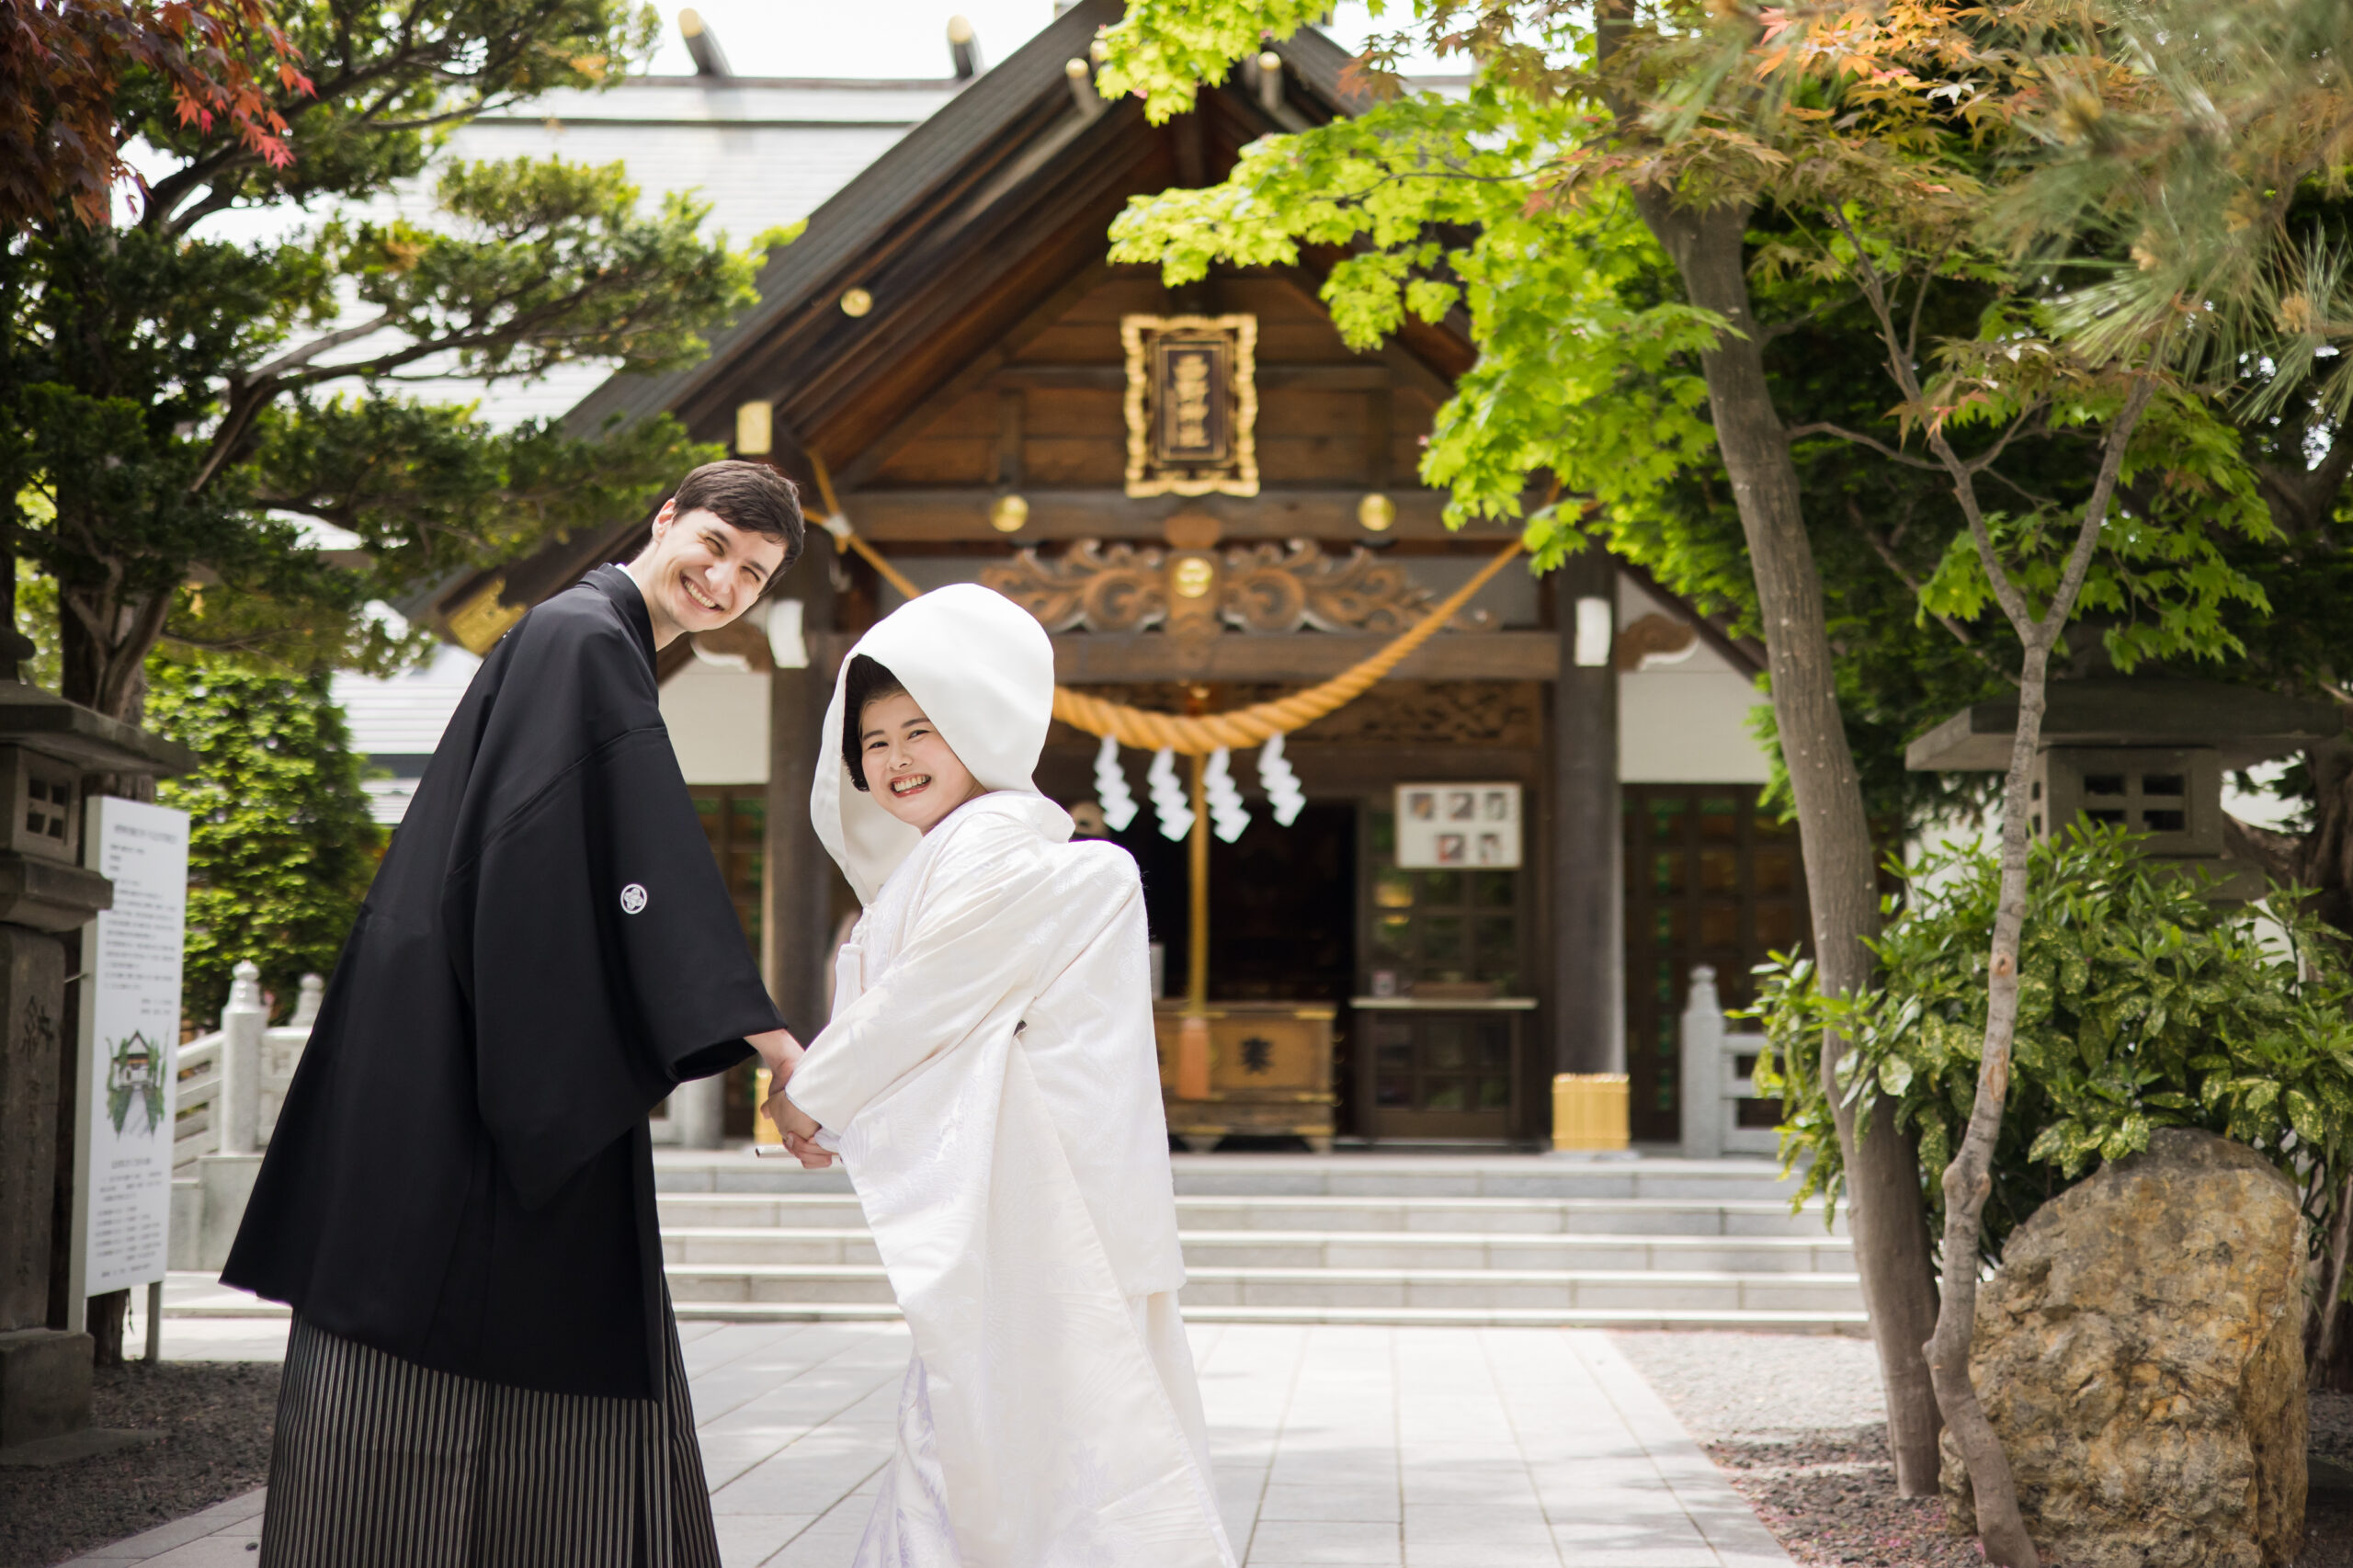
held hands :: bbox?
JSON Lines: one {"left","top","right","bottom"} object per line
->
{"left": 748, "top": 1028, "right": 834, "bottom": 1168}
{"left": 765, "top": 1089, "right": 831, "bottom": 1168}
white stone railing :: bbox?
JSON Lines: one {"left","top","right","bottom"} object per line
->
{"left": 173, "top": 961, "right": 323, "bottom": 1177}
{"left": 1677, "top": 964, "right": 1779, "bottom": 1158}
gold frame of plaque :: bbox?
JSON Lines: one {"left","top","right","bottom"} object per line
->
{"left": 1120, "top": 313, "right": 1259, "bottom": 498}
{"left": 1154, "top": 1000, "right": 1336, "bottom": 1153}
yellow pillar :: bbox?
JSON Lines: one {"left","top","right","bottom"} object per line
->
{"left": 1176, "top": 752, "right": 1212, "bottom": 1100}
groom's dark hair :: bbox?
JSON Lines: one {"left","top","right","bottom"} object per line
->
{"left": 671, "top": 460, "right": 806, "bottom": 570}
{"left": 842, "top": 654, "right": 909, "bottom": 792}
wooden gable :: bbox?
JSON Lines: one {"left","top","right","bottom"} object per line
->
{"left": 420, "top": 6, "right": 1495, "bottom": 639}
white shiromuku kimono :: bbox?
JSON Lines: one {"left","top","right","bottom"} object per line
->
{"left": 784, "top": 585, "right": 1236, "bottom": 1568}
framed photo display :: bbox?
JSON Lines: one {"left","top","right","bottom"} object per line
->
{"left": 1395, "top": 783, "right": 1522, "bottom": 869}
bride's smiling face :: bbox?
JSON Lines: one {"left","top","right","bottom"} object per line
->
{"left": 860, "top": 691, "right": 987, "bottom": 833}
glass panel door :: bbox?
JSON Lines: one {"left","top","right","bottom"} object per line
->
{"left": 1620, "top": 786, "right": 1812, "bottom": 1143}
{"left": 1358, "top": 808, "right": 1527, "bottom": 1142}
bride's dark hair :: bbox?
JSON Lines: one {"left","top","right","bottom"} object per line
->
{"left": 842, "top": 654, "right": 909, "bottom": 792}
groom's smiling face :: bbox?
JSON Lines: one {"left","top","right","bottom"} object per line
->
{"left": 636, "top": 499, "right": 787, "bottom": 641}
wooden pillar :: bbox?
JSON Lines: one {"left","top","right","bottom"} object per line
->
{"left": 1552, "top": 552, "right": 1623, "bottom": 1076}
{"left": 764, "top": 553, "right": 836, "bottom": 1042}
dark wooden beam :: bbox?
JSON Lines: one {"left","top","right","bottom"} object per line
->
{"left": 992, "top": 362, "right": 1392, "bottom": 390}
{"left": 806, "top": 629, "right": 1553, "bottom": 682}
{"left": 824, "top": 259, "right": 1117, "bottom": 493}
{"left": 841, "top": 485, "right": 1517, "bottom": 542}
{"left": 1170, "top": 109, "right": 1208, "bottom": 187}
{"left": 995, "top": 386, "right": 1025, "bottom": 487}
{"left": 1379, "top": 342, "right": 1457, "bottom": 408}
{"left": 1051, "top": 631, "right": 1558, "bottom": 682}
{"left": 1039, "top": 742, "right": 1542, "bottom": 789}
{"left": 783, "top": 128, "right": 1163, "bottom": 462}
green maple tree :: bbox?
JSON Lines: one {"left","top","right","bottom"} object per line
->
{"left": 1097, "top": 6, "right": 2313, "bottom": 1554}
{"left": 146, "top": 655, "right": 380, "bottom": 1028}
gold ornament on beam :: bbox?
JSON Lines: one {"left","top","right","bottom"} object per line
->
{"left": 448, "top": 576, "right": 527, "bottom": 654}
{"left": 734, "top": 400, "right": 773, "bottom": 456}
{"left": 988, "top": 494, "right": 1029, "bottom": 533}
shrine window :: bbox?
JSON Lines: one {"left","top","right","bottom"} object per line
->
{"left": 1362, "top": 810, "right": 1522, "bottom": 996}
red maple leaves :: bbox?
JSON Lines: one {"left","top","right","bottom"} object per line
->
{"left": 2, "top": 0, "right": 312, "bottom": 229}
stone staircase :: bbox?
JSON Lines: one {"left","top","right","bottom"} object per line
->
{"left": 654, "top": 1150, "right": 1864, "bottom": 1332}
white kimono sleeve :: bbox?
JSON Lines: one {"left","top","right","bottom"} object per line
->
{"left": 785, "top": 817, "right": 1079, "bottom": 1134}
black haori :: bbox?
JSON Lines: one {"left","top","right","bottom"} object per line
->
{"left": 222, "top": 564, "right": 782, "bottom": 1401}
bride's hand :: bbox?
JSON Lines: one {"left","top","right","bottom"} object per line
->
{"left": 763, "top": 1085, "right": 833, "bottom": 1168}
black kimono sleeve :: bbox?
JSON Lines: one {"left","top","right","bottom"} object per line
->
{"left": 454, "top": 722, "right": 781, "bottom": 1210}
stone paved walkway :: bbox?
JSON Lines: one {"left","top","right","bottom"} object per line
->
{"left": 61, "top": 1321, "right": 1792, "bottom": 1568}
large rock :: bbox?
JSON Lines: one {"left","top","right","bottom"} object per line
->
{"left": 1942, "top": 1129, "right": 2307, "bottom": 1568}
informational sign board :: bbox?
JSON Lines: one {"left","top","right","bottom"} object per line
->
{"left": 74, "top": 797, "right": 189, "bottom": 1297}
{"left": 1395, "top": 782, "right": 1523, "bottom": 869}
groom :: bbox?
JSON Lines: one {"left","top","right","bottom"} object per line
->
{"left": 224, "top": 460, "right": 817, "bottom": 1566}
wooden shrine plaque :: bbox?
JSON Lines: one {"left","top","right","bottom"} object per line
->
{"left": 1120, "top": 314, "right": 1259, "bottom": 498}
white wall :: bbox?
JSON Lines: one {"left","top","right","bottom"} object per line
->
{"left": 660, "top": 658, "right": 769, "bottom": 784}
{"left": 1615, "top": 577, "right": 1774, "bottom": 784}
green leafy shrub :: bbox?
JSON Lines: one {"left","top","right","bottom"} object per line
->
{"left": 148, "top": 658, "right": 382, "bottom": 1027}
{"left": 1752, "top": 823, "right": 2353, "bottom": 1264}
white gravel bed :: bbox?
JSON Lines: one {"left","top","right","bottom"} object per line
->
{"left": 1609, "top": 1330, "right": 1888, "bottom": 1441}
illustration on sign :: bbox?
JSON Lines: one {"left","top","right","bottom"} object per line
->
{"left": 107, "top": 1030, "right": 165, "bottom": 1136}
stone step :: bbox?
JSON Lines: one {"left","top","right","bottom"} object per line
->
{"left": 665, "top": 1299, "right": 1867, "bottom": 1332}
{"left": 655, "top": 1191, "right": 1845, "bottom": 1239}
{"left": 654, "top": 1150, "right": 1812, "bottom": 1203}
{"left": 664, "top": 1261, "right": 1865, "bottom": 1315}
{"left": 157, "top": 1290, "right": 1863, "bottom": 1336}
{"left": 658, "top": 1226, "right": 1853, "bottom": 1275}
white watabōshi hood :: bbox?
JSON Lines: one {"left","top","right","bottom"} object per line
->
{"left": 813, "top": 583, "right": 1063, "bottom": 903}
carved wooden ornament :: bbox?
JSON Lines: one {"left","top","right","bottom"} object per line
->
{"left": 1121, "top": 313, "right": 1259, "bottom": 497}
{"left": 982, "top": 540, "right": 1496, "bottom": 637}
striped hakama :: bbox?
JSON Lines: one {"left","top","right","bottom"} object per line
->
{"left": 259, "top": 1309, "right": 720, "bottom": 1568}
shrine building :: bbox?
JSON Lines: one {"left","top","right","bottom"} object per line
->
{"left": 402, "top": 2, "right": 1799, "bottom": 1148}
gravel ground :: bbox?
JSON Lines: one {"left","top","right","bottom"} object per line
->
{"left": 0, "top": 1359, "right": 278, "bottom": 1568}
{"left": 1613, "top": 1331, "right": 1976, "bottom": 1568}
{"left": 1612, "top": 1331, "right": 2353, "bottom": 1568}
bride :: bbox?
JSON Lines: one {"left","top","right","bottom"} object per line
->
{"left": 765, "top": 585, "right": 1235, "bottom": 1568}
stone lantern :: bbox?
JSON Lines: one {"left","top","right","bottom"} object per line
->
{"left": 1904, "top": 677, "right": 2342, "bottom": 895}
{"left": 0, "top": 680, "right": 193, "bottom": 1461}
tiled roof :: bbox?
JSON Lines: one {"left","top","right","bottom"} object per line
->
{"left": 334, "top": 645, "right": 481, "bottom": 824}
{"left": 329, "top": 73, "right": 941, "bottom": 776}
{"left": 334, "top": 76, "right": 950, "bottom": 431}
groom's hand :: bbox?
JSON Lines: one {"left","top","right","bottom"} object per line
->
{"left": 747, "top": 1027, "right": 804, "bottom": 1080}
